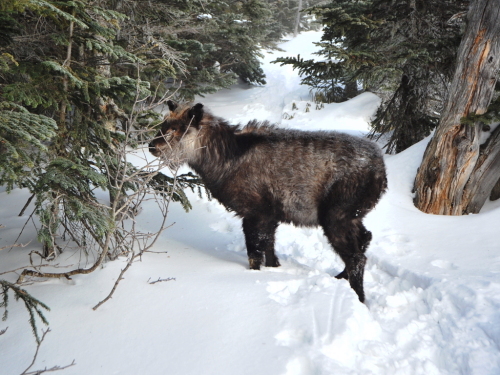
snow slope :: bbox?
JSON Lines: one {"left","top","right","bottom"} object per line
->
{"left": 1, "top": 31, "right": 500, "bottom": 375}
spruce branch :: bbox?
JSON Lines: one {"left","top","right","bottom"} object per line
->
{"left": 0, "top": 280, "right": 50, "bottom": 344}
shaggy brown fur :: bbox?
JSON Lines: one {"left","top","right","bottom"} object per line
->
{"left": 149, "top": 101, "right": 387, "bottom": 302}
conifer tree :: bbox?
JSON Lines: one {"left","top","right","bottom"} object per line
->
{"left": 1, "top": 1, "right": 187, "bottom": 258}
{"left": 113, "top": 0, "right": 286, "bottom": 100}
{"left": 265, "top": 0, "right": 322, "bottom": 36}
{"left": 275, "top": 0, "right": 469, "bottom": 153}
{"left": 0, "top": 0, "right": 285, "bottom": 265}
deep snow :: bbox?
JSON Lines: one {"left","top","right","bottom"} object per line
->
{"left": 1, "top": 31, "right": 500, "bottom": 375}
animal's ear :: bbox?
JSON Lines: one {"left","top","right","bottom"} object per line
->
{"left": 188, "top": 103, "right": 204, "bottom": 126}
{"left": 167, "top": 100, "right": 178, "bottom": 112}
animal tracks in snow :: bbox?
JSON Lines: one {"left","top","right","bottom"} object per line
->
{"left": 205, "top": 195, "right": 500, "bottom": 374}
{"left": 430, "top": 259, "right": 458, "bottom": 270}
{"left": 263, "top": 236, "right": 500, "bottom": 374}
{"left": 374, "top": 233, "right": 414, "bottom": 256}
{"left": 266, "top": 271, "right": 383, "bottom": 375}
{"left": 266, "top": 273, "right": 337, "bottom": 306}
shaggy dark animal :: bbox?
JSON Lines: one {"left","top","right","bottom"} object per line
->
{"left": 149, "top": 101, "right": 387, "bottom": 302}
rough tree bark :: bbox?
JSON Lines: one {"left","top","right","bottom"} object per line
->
{"left": 293, "top": 0, "right": 303, "bottom": 37}
{"left": 413, "top": 0, "right": 500, "bottom": 215}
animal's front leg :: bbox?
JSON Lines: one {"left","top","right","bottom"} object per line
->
{"left": 242, "top": 217, "right": 279, "bottom": 270}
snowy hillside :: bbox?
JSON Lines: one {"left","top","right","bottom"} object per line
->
{"left": 1, "top": 31, "right": 500, "bottom": 375}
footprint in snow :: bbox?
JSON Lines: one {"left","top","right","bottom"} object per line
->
{"left": 430, "top": 259, "right": 458, "bottom": 270}
{"left": 266, "top": 279, "right": 310, "bottom": 306}
{"left": 374, "top": 233, "right": 413, "bottom": 255}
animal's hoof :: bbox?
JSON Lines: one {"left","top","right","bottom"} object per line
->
{"left": 335, "top": 269, "right": 348, "bottom": 280}
{"left": 355, "top": 290, "right": 365, "bottom": 303}
{"left": 265, "top": 257, "right": 281, "bottom": 268}
{"left": 248, "top": 258, "right": 262, "bottom": 270}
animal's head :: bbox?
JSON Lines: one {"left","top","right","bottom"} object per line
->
{"left": 148, "top": 100, "right": 205, "bottom": 164}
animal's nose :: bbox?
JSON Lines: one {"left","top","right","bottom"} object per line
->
{"left": 148, "top": 142, "right": 156, "bottom": 153}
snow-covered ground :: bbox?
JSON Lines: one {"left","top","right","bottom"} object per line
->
{"left": 2, "top": 31, "right": 500, "bottom": 375}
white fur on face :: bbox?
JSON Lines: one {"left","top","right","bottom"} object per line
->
{"left": 178, "top": 127, "right": 202, "bottom": 160}
{"left": 156, "top": 127, "right": 202, "bottom": 169}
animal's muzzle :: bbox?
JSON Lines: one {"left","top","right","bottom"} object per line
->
{"left": 148, "top": 142, "right": 159, "bottom": 156}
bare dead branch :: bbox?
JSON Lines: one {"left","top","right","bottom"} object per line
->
{"left": 92, "top": 252, "right": 137, "bottom": 311}
{"left": 0, "top": 265, "right": 46, "bottom": 277}
{"left": 20, "top": 328, "right": 76, "bottom": 375}
{"left": 19, "top": 194, "right": 36, "bottom": 217}
{"left": 22, "top": 361, "right": 76, "bottom": 375}
{"left": 6, "top": 211, "right": 36, "bottom": 252}
{"left": 148, "top": 277, "right": 175, "bottom": 285}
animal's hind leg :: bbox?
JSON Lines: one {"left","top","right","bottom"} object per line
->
{"left": 242, "top": 217, "right": 280, "bottom": 270}
{"left": 321, "top": 214, "right": 370, "bottom": 303}
{"left": 335, "top": 228, "right": 372, "bottom": 281}
{"left": 335, "top": 268, "right": 348, "bottom": 280}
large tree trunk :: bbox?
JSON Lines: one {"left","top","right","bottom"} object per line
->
{"left": 343, "top": 80, "right": 358, "bottom": 101}
{"left": 413, "top": 0, "right": 500, "bottom": 215}
{"left": 293, "top": 0, "right": 303, "bottom": 37}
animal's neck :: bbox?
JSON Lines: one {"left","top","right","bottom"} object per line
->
{"left": 188, "top": 123, "right": 238, "bottom": 184}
